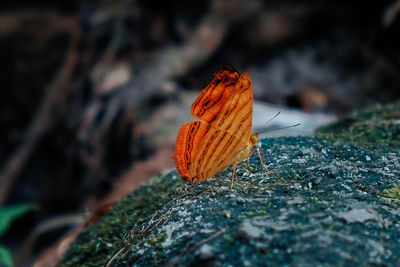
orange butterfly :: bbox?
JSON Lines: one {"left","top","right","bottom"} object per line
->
{"left": 173, "top": 64, "right": 268, "bottom": 187}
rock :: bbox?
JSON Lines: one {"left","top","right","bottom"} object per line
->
{"left": 337, "top": 208, "right": 379, "bottom": 224}
{"left": 62, "top": 101, "right": 400, "bottom": 266}
{"left": 238, "top": 220, "right": 264, "bottom": 240}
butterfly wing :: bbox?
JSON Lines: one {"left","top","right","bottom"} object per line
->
{"left": 174, "top": 73, "right": 253, "bottom": 183}
{"left": 212, "top": 71, "right": 253, "bottom": 139}
{"left": 191, "top": 64, "right": 240, "bottom": 123}
{"left": 188, "top": 72, "right": 254, "bottom": 183}
{"left": 174, "top": 65, "right": 254, "bottom": 183}
{"left": 173, "top": 121, "right": 210, "bottom": 180}
{"left": 174, "top": 120, "right": 247, "bottom": 183}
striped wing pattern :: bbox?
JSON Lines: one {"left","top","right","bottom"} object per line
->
{"left": 191, "top": 64, "right": 239, "bottom": 124}
{"left": 174, "top": 65, "right": 254, "bottom": 183}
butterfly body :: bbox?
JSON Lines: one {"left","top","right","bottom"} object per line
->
{"left": 174, "top": 65, "right": 263, "bottom": 184}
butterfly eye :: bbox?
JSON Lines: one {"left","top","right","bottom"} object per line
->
{"left": 251, "top": 135, "right": 258, "bottom": 144}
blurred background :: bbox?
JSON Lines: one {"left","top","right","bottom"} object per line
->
{"left": 0, "top": 0, "right": 400, "bottom": 265}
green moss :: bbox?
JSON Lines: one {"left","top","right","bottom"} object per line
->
{"left": 316, "top": 101, "right": 400, "bottom": 150}
{"left": 61, "top": 172, "right": 182, "bottom": 266}
{"left": 62, "top": 168, "right": 251, "bottom": 266}
{"left": 223, "top": 233, "right": 235, "bottom": 244}
{"left": 147, "top": 231, "right": 167, "bottom": 248}
{"left": 380, "top": 180, "right": 400, "bottom": 202}
{"left": 245, "top": 209, "right": 267, "bottom": 216}
{"left": 326, "top": 224, "right": 337, "bottom": 231}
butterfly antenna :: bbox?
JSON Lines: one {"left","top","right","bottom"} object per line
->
{"left": 257, "top": 123, "right": 301, "bottom": 134}
{"left": 260, "top": 111, "right": 281, "bottom": 128}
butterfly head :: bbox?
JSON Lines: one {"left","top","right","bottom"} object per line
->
{"left": 250, "top": 133, "right": 259, "bottom": 145}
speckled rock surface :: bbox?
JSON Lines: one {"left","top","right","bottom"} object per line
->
{"left": 62, "top": 102, "right": 400, "bottom": 266}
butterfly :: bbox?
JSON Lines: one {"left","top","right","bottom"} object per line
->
{"left": 173, "top": 64, "right": 268, "bottom": 187}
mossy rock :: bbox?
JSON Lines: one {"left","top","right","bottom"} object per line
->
{"left": 62, "top": 102, "right": 400, "bottom": 266}
{"left": 316, "top": 100, "right": 400, "bottom": 150}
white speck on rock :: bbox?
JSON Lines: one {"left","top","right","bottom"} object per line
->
{"left": 176, "top": 231, "right": 191, "bottom": 239}
{"left": 292, "top": 158, "right": 307, "bottom": 164}
{"left": 200, "top": 228, "right": 215, "bottom": 234}
{"left": 366, "top": 155, "right": 371, "bottom": 161}
{"left": 177, "top": 208, "right": 188, "bottom": 217}
{"left": 238, "top": 220, "right": 264, "bottom": 240}
{"left": 341, "top": 183, "right": 352, "bottom": 191}
{"left": 243, "top": 260, "right": 252, "bottom": 266}
{"left": 337, "top": 208, "right": 379, "bottom": 223}
{"left": 161, "top": 221, "right": 184, "bottom": 248}
{"left": 367, "top": 239, "right": 385, "bottom": 256}
{"left": 197, "top": 244, "right": 215, "bottom": 260}
{"left": 182, "top": 199, "right": 193, "bottom": 205}
{"left": 294, "top": 183, "right": 302, "bottom": 190}
{"left": 203, "top": 222, "right": 214, "bottom": 228}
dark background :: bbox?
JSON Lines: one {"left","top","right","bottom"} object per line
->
{"left": 0, "top": 0, "right": 399, "bottom": 265}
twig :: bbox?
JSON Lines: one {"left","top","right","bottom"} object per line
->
{"left": 106, "top": 248, "right": 124, "bottom": 267}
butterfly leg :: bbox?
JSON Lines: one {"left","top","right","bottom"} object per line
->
{"left": 230, "top": 163, "right": 238, "bottom": 189}
{"left": 255, "top": 146, "right": 275, "bottom": 174}
{"left": 247, "top": 146, "right": 274, "bottom": 174}
{"left": 242, "top": 148, "right": 257, "bottom": 175}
